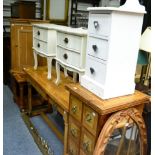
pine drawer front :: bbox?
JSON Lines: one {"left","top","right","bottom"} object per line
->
{"left": 87, "top": 37, "right": 109, "bottom": 61}
{"left": 81, "top": 128, "right": 95, "bottom": 155}
{"left": 68, "top": 138, "right": 79, "bottom": 155}
{"left": 33, "top": 39, "right": 47, "bottom": 54}
{"left": 33, "top": 27, "right": 48, "bottom": 42}
{"left": 70, "top": 95, "right": 82, "bottom": 122}
{"left": 85, "top": 56, "right": 107, "bottom": 85}
{"left": 82, "top": 105, "right": 98, "bottom": 135}
{"left": 57, "top": 32, "right": 82, "bottom": 52}
{"left": 88, "top": 13, "right": 111, "bottom": 38}
{"left": 69, "top": 116, "right": 81, "bottom": 144}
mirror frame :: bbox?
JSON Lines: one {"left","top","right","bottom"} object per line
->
{"left": 45, "top": 0, "right": 69, "bottom": 25}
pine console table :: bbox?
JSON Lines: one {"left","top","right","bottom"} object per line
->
{"left": 23, "top": 66, "right": 150, "bottom": 155}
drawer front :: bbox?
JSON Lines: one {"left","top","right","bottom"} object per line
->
{"left": 81, "top": 128, "right": 95, "bottom": 155}
{"left": 57, "top": 46, "right": 81, "bottom": 68}
{"left": 33, "top": 38, "right": 48, "bottom": 54}
{"left": 70, "top": 95, "right": 82, "bottom": 122}
{"left": 85, "top": 55, "right": 107, "bottom": 85}
{"left": 33, "top": 27, "right": 48, "bottom": 42}
{"left": 69, "top": 116, "right": 81, "bottom": 144}
{"left": 88, "top": 13, "right": 111, "bottom": 37}
{"left": 57, "top": 32, "right": 82, "bottom": 52}
{"left": 82, "top": 105, "right": 98, "bottom": 135}
{"left": 87, "top": 37, "right": 109, "bottom": 61}
{"left": 68, "top": 138, "right": 79, "bottom": 155}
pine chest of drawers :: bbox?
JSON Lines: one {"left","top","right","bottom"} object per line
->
{"left": 81, "top": 1, "right": 146, "bottom": 99}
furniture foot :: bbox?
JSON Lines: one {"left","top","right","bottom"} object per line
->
{"left": 64, "top": 68, "right": 68, "bottom": 77}
{"left": 73, "top": 72, "right": 77, "bottom": 83}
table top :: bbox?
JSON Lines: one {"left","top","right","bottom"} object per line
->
{"left": 23, "top": 66, "right": 150, "bottom": 115}
{"left": 23, "top": 66, "right": 75, "bottom": 112}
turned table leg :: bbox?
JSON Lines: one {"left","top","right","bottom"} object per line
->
{"left": 28, "top": 83, "right": 32, "bottom": 116}
{"left": 47, "top": 57, "right": 53, "bottom": 79}
{"left": 55, "top": 61, "right": 61, "bottom": 85}
{"left": 33, "top": 50, "right": 38, "bottom": 70}
{"left": 63, "top": 111, "right": 69, "bottom": 155}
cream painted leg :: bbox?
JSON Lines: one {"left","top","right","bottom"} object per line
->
{"left": 55, "top": 61, "right": 61, "bottom": 85}
{"left": 73, "top": 72, "right": 78, "bottom": 83}
{"left": 64, "top": 68, "right": 68, "bottom": 77}
{"left": 47, "top": 57, "right": 52, "bottom": 79}
{"left": 33, "top": 51, "right": 38, "bottom": 70}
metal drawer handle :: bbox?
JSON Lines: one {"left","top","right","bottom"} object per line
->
{"left": 64, "top": 38, "right": 69, "bottom": 44}
{"left": 94, "top": 21, "right": 99, "bottom": 29}
{"left": 86, "top": 113, "right": 92, "bottom": 122}
{"left": 63, "top": 53, "right": 68, "bottom": 59}
{"left": 71, "top": 105, "right": 77, "bottom": 113}
{"left": 37, "top": 43, "right": 40, "bottom": 48}
{"left": 92, "top": 45, "right": 97, "bottom": 52}
{"left": 37, "top": 31, "right": 40, "bottom": 36}
{"left": 90, "top": 67, "right": 95, "bottom": 74}
{"left": 71, "top": 128, "right": 77, "bottom": 137}
{"left": 83, "top": 141, "right": 90, "bottom": 152}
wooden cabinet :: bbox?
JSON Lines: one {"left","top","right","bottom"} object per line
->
{"left": 66, "top": 84, "right": 149, "bottom": 155}
{"left": 10, "top": 19, "right": 49, "bottom": 73}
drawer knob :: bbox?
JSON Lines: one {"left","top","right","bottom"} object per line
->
{"left": 71, "top": 105, "right": 77, "bottom": 113}
{"left": 37, "top": 31, "right": 40, "bottom": 36}
{"left": 90, "top": 67, "right": 95, "bottom": 74}
{"left": 83, "top": 141, "right": 90, "bottom": 152}
{"left": 94, "top": 21, "right": 99, "bottom": 29}
{"left": 64, "top": 38, "right": 69, "bottom": 44}
{"left": 37, "top": 43, "right": 40, "bottom": 48}
{"left": 63, "top": 53, "right": 68, "bottom": 59}
{"left": 71, "top": 128, "right": 77, "bottom": 137}
{"left": 92, "top": 45, "right": 97, "bottom": 52}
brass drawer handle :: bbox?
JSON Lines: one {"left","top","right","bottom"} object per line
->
{"left": 83, "top": 141, "right": 90, "bottom": 152}
{"left": 86, "top": 113, "right": 92, "bottom": 122}
{"left": 71, "top": 105, "right": 77, "bottom": 113}
{"left": 70, "top": 128, "right": 77, "bottom": 137}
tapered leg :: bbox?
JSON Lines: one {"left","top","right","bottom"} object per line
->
{"left": 73, "top": 72, "right": 78, "bottom": 83}
{"left": 33, "top": 51, "right": 38, "bottom": 70}
{"left": 64, "top": 68, "right": 68, "bottom": 77}
{"left": 47, "top": 57, "right": 53, "bottom": 79}
{"left": 55, "top": 61, "right": 61, "bottom": 85}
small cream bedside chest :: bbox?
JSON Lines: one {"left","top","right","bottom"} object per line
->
{"left": 81, "top": 0, "right": 146, "bottom": 99}
{"left": 55, "top": 27, "right": 87, "bottom": 85}
{"left": 33, "top": 24, "right": 64, "bottom": 79}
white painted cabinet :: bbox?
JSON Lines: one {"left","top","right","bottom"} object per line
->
{"left": 55, "top": 27, "right": 87, "bottom": 85}
{"left": 81, "top": 0, "right": 146, "bottom": 99}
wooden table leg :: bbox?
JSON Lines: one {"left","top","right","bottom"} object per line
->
{"left": 63, "top": 111, "right": 68, "bottom": 155}
{"left": 28, "top": 83, "right": 32, "bottom": 116}
{"left": 19, "top": 83, "right": 24, "bottom": 110}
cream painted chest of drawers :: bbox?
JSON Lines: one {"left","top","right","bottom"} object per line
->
{"left": 81, "top": 1, "right": 146, "bottom": 99}
{"left": 55, "top": 27, "right": 87, "bottom": 85}
{"left": 32, "top": 23, "right": 64, "bottom": 79}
